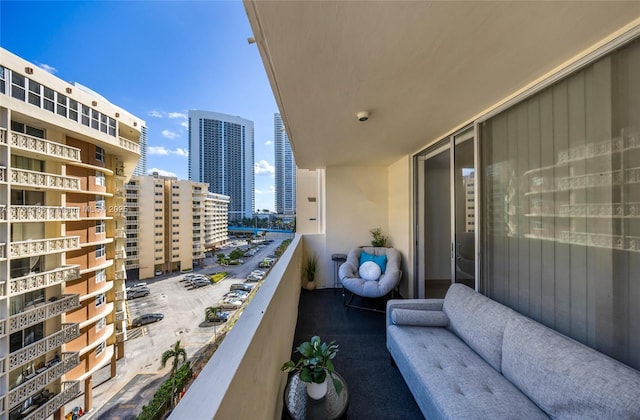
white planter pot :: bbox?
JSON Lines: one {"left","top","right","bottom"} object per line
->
{"left": 306, "top": 378, "right": 328, "bottom": 400}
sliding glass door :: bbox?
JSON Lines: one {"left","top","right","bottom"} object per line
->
{"left": 416, "top": 127, "right": 476, "bottom": 298}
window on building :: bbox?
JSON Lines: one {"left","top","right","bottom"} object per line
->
{"left": 96, "top": 317, "right": 106, "bottom": 331}
{"left": 28, "top": 80, "right": 41, "bottom": 106}
{"left": 0, "top": 66, "right": 5, "bottom": 94}
{"left": 96, "top": 220, "right": 105, "bottom": 234}
{"left": 43, "top": 86, "right": 54, "bottom": 112}
{"left": 95, "top": 293, "right": 106, "bottom": 307}
{"left": 96, "top": 171, "right": 106, "bottom": 186}
{"left": 96, "top": 146, "right": 105, "bottom": 162}
{"left": 96, "top": 244, "right": 105, "bottom": 258}
{"left": 96, "top": 341, "right": 106, "bottom": 356}
{"left": 11, "top": 72, "right": 25, "bottom": 101}
{"left": 96, "top": 268, "right": 106, "bottom": 283}
{"left": 57, "top": 93, "right": 68, "bottom": 117}
{"left": 68, "top": 99, "right": 78, "bottom": 121}
{"left": 95, "top": 197, "right": 106, "bottom": 211}
{"left": 81, "top": 105, "right": 90, "bottom": 127}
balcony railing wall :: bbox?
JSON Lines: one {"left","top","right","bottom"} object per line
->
{"left": 171, "top": 234, "right": 303, "bottom": 419}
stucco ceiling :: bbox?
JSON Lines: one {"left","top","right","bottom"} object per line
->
{"left": 244, "top": 1, "right": 640, "bottom": 169}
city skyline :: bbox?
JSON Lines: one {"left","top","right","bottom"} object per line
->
{"left": 0, "top": 1, "right": 279, "bottom": 211}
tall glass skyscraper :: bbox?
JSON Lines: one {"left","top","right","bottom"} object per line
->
{"left": 188, "top": 110, "right": 254, "bottom": 220}
{"left": 274, "top": 113, "right": 296, "bottom": 215}
{"left": 133, "top": 124, "right": 147, "bottom": 176}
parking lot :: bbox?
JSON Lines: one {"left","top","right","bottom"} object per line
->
{"left": 70, "top": 236, "right": 287, "bottom": 419}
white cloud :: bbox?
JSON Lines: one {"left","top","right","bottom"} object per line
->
{"left": 174, "top": 148, "right": 189, "bottom": 157}
{"left": 181, "top": 121, "right": 188, "bottom": 129}
{"left": 148, "top": 146, "right": 188, "bottom": 157}
{"left": 265, "top": 140, "right": 272, "bottom": 146}
{"left": 162, "top": 129, "right": 179, "bottom": 140}
{"left": 37, "top": 63, "right": 57, "bottom": 74}
{"left": 255, "top": 160, "right": 274, "bottom": 175}
{"left": 147, "top": 168, "right": 177, "bottom": 177}
{"left": 168, "top": 112, "right": 187, "bottom": 119}
{"left": 149, "top": 110, "right": 163, "bottom": 118}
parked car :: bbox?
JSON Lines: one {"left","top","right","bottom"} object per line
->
{"left": 230, "top": 283, "right": 253, "bottom": 292}
{"left": 189, "top": 278, "right": 211, "bottom": 288}
{"left": 131, "top": 313, "right": 164, "bottom": 327}
{"left": 127, "top": 287, "right": 150, "bottom": 300}
{"left": 126, "top": 282, "right": 147, "bottom": 291}
{"left": 218, "top": 297, "right": 243, "bottom": 309}
{"left": 155, "top": 270, "right": 163, "bottom": 276}
{"left": 223, "top": 290, "right": 249, "bottom": 301}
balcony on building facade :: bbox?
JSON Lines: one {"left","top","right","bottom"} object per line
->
{"left": 114, "top": 270, "right": 126, "bottom": 281}
{"left": 115, "top": 309, "right": 126, "bottom": 322}
{"left": 115, "top": 249, "right": 126, "bottom": 260}
{"left": 116, "top": 331, "right": 126, "bottom": 343}
{"left": 0, "top": 318, "right": 6, "bottom": 337}
{"left": 9, "top": 353, "right": 80, "bottom": 411}
{"left": 10, "top": 168, "right": 81, "bottom": 192}
{"left": 0, "top": 205, "right": 6, "bottom": 221}
{"left": 114, "top": 290, "right": 126, "bottom": 301}
{"left": 118, "top": 137, "right": 140, "bottom": 154}
{"left": 10, "top": 237, "right": 81, "bottom": 259}
{"left": 114, "top": 228, "right": 127, "bottom": 239}
{"left": 10, "top": 206, "right": 81, "bottom": 222}
{"left": 9, "top": 324, "right": 80, "bottom": 371}
{"left": 9, "top": 295, "right": 80, "bottom": 333}
{"left": 8, "top": 131, "right": 82, "bottom": 163}
{"left": 9, "top": 265, "right": 81, "bottom": 295}
{"left": 125, "top": 193, "right": 138, "bottom": 200}
{"left": 125, "top": 261, "right": 139, "bottom": 269}
{"left": 21, "top": 381, "right": 81, "bottom": 420}
{"left": 0, "top": 166, "right": 7, "bottom": 183}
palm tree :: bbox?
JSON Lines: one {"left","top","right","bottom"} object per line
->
{"left": 205, "top": 306, "right": 222, "bottom": 322}
{"left": 161, "top": 340, "right": 188, "bottom": 407}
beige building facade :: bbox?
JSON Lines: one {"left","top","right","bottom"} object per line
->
{"left": 0, "top": 48, "right": 142, "bottom": 419}
{"left": 125, "top": 174, "right": 229, "bottom": 280}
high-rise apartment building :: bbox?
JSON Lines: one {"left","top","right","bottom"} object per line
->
{"left": 132, "top": 125, "right": 147, "bottom": 176}
{"left": 0, "top": 48, "right": 142, "bottom": 418}
{"left": 124, "top": 174, "right": 229, "bottom": 280}
{"left": 274, "top": 113, "right": 296, "bottom": 215}
{"left": 188, "top": 110, "right": 254, "bottom": 221}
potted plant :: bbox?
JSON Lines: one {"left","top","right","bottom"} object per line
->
{"left": 281, "top": 335, "right": 343, "bottom": 399}
{"left": 370, "top": 227, "right": 389, "bottom": 247}
{"left": 302, "top": 253, "right": 318, "bottom": 290}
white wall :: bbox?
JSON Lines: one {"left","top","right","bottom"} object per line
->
{"left": 295, "top": 169, "right": 324, "bottom": 234}
{"left": 324, "top": 165, "right": 389, "bottom": 285}
{"left": 388, "top": 156, "right": 413, "bottom": 297}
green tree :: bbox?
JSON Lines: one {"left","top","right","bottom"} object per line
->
{"left": 161, "top": 340, "right": 188, "bottom": 407}
{"left": 205, "top": 306, "right": 222, "bottom": 322}
{"left": 229, "top": 248, "right": 245, "bottom": 260}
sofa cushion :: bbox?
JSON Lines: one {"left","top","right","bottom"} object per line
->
{"left": 387, "top": 325, "right": 549, "bottom": 420}
{"left": 391, "top": 309, "right": 449, "bottom": 327}
{"left": 502, "top": 315, "right": 640, "bottom": 419}
{"left": 442, "top": 284, "right": 516, "bottom": 371}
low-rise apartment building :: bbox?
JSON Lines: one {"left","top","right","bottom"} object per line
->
{"left": 124, "top": 174, "right": 229, "bottom": 280}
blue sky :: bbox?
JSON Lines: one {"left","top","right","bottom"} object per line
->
{"left": 0, "top": 0, "right": 278, "bottom": 211}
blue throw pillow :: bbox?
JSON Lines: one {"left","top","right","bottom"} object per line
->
{"left": 359, "top": 251, "right": 387, "bottom": 273}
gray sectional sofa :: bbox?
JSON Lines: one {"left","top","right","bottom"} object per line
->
{"left": 386, "top": 283, "right": 640, "bottom": 419}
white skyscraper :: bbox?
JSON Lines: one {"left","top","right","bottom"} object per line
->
{"left": 188, "top": 110, "right": 254, "bottom": 220}
{"left": 274, "top": 113, "right": 296, "bottom": 215}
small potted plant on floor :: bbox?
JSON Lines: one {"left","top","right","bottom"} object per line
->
{"left": 281, "top": 335, "right": 343, "bottom": 399}
{"left": 302, "top": 253, "right": 318, "bottom": 290}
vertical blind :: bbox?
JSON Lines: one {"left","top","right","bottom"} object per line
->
{"left": 481, "top": 38, "right": 640, "bottom": 369}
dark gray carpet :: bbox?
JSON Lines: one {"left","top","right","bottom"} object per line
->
{"left": 284, "top": 288, "right": 424, "bottom": 420}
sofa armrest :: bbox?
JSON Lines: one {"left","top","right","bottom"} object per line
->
{"left": 386, "top": 299, "right": 444, "bottom": 327}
